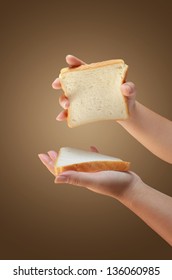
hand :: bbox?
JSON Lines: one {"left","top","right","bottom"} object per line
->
{"left": 52, "top": 54, "right": 137, "bottom": 121}
{"left": 38, "top": 147, "right": 140, "bottom": 200}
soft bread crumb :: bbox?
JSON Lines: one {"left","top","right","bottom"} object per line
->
{"left": 54, "top": 147, "right": 130, "bottom": 175}
{"left": 59, "top": 59, "right": 128, "bottom": 127}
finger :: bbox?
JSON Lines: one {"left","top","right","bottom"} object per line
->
{"left": 59, "top": 94, "right": 70, "bottom": 109}
{"left": 90, "top": 146, "right": 99, "bottom": 153}
{"left": 121, "top": 82, "right": 136, "bottom": 98}
{"left": 66, "top": 54, "right": 85, "bottom": 68}
{"left": 47, "top": 151, "right": 58, "bottom": 161}
{"left": 52, "top": 78, "right": 61, "bottom": 89}
{"left": 56, "top": 110, "right": 68, "bottom": 121}
{"left": 38, "top": 153, "right": 49, "bottom": 163}
{"left": 38, "top": 154, "right": 55, "bottom": 175}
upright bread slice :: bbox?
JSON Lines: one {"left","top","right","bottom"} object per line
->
{"left": 59, "top": 59, "right": 128, "bottom": 128}
{"left": 54, "top": 147, "right": 130, "bottom": 175}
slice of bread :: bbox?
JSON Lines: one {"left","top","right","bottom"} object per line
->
{"left": 54, "top": 147, "right": 130, "bottom": 175}
{"left": 59, "top": 59, "right": 128, "bottom": 128}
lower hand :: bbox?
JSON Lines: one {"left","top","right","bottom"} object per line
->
{"left": 38, "top": 147, "right": 140, "bottom": 200}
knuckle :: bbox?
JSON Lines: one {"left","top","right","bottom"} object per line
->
{"left": 71, "top": 176, "right": 81, "bottom": 186}
{"left": 65, "top": 174, "right": 80, "bottom": 186}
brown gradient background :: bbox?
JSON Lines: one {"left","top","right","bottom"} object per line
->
{"left": 1, "top": 0, "right": 172, "bottom": 259}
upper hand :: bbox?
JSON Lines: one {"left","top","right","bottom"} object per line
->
{"left": 52, "top": 55, "right": 137, "bottom": 122}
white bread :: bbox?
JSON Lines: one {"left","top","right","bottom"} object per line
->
{"left": 54, "top": 147, "right": 130, "bottom": 175}
{"left": 59, "top": 59, "right": 128, "bottom": 128}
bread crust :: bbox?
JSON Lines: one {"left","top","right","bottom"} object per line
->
{"left": 59, "top": 59, "right": 129, "bottom": 128}
{"left": 60, "top": 59, "right": 126, "bottom": 74}
{"left": 54, "top": 160, "right": 130, "bottom": 176}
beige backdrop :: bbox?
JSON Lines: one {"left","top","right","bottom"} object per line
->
{"left": 1, "top": 0, "right": 172, "bottom": 259}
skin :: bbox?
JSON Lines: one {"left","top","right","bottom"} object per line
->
{"left": 38, "top": 55, "right": 172, "bottom": 246}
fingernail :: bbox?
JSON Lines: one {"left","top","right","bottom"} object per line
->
{"left": 38, "top": 154, "right": 48, "bottom": 162}
{"left": 52, "top": 82, "right": 56, "bottom": 89}
{"left": 48, "top": 151, "right": 56, "bottom": 160}
{"left": 64, "top": 101, "right": 69, "bottom": 109}
{"left": 38, "top": 154, "right": 44, "bottom": 160}
{"left": 56, "top": 115, "right": 61, "bottom": 121}
{"left": 125, "top": 84, "right": 132, "bottom": 93}
{"left": 121, "top": 84, "right": 131, "bottom": 95}
{"left": 52, "top": 78, "right": 61, "bottom": 89}
{"left": 52, "top": 79, "right": 57, "bottom": 86}
{"left": 55, "top": 175, "right": 68, "bottom": 183}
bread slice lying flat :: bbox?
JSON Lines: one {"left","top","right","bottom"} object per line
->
{"left": 59, "top": 59, "right": 128, "bottom": 128}
{"left": 54, "top": 147, "right": 130, "bottom": 175}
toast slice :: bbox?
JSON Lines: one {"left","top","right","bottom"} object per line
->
{"left": 54, "top": 147, "right": 130, "bottom": 175}
{"left": 59, "top": 59, "right": 128, "bottom": 128}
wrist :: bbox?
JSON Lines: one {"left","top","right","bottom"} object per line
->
{"left": 115, "top": 172, "right": 143, "bottom": 205}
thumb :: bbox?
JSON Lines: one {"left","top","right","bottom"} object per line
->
{"left": 55, "top": 171, "right": 98, "bottom": 188}
{"left": 121, "top": 82, "right": 136, "bottom": 98}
